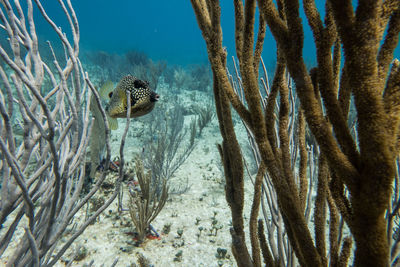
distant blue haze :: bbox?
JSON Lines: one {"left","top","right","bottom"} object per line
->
{"left": 33, "top": 1, "right": 399, "bottom": 67}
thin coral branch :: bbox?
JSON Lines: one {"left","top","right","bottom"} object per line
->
{"left": 233, "top": 0, "right": 245, "bottom": 62}
{"left": 258, "top": 219, "right": 275, "bottom": 266}
{"left": 338, "top": 236, "right": 352, "bottom": 267}
{"left": 303, "top": 0, "right": 324, "bottom": 37}
{"left": 314, "top": 155, "right": 328, "bottom": 266}
{"left": 249, "top": 164, "right": 266, "bottom": 267}
{"left": 24, "top": 227, "right": 39, "bottom": 267}
{"left": 264, "top": 53, "right": 284, "bottom": 157}
{"left": 118, "top": 89, "right": 131, "bottom": 211}
{"left": 277, "top": 71, "right": 295, "bottom": 193}
{"left": 242, "top": 0, "right": 257, "bottom": 63}
{"left": 378, "top": 9, "right": 400, "bottom": 87}
{"left": 332, "top": 38, "right": 341, "bottom": 91}
{"left": 327, "top": 189, "right": 340, "bottom": 266}
{"left": 257, "top": 0, "right": 289, "bottom": 44}
{"left": 328, "top": 0, "right": 355, "bottom": 48}
{"left": 253, "top": 12, "right": 266, "bottom": 78}
{"left": 298, "top": 110, "right": 308, "bottom": 211}
{"left": 383, "top": 59, "right": 400, "bottom": 153}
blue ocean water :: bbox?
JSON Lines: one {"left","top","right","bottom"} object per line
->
{"left": 32, "top": 1, "right": 400, "bottom": 68}
{"left": 34, "top": 0, "right": 218, "bottom": 66}
{"left": 1, "top": 2, "right": 400, "bottom": 265}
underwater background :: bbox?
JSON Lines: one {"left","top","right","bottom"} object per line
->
{"left": 1, "top": 1, "right": 400, "bottom": 266}
{"left": 34, "top": 0, "right": 400, "bottom": 67}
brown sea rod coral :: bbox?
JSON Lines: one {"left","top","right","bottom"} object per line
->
{"left": 191, "top": 0, "right": 400, "bottom": 266}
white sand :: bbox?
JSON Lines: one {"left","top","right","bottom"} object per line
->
{"left": 57, "top": 118, "right": 254, "bottom": 266}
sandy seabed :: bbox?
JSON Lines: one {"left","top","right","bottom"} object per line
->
{"left": 55, "top": 107, "right": 254, "bottom": 267}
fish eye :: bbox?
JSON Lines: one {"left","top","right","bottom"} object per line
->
{"left": 108, "top": 92, "right": 113, "bottom": 98}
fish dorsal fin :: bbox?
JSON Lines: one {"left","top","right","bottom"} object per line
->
{"left": 99, "top": 81, "right": 114, "bottom": 100}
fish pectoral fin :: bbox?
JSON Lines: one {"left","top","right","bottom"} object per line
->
{"left": 107, "top": 114, "right": 119, "bottom": 130}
